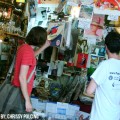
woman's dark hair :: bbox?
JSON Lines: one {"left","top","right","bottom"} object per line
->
{"left": 25, "top": 26, "right": 47, "bottom": 47}
{"left": 105, "top": 31, "right": 120, "bottom": 54}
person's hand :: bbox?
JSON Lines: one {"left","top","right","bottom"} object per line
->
{"left": 44, "top": 40, "right": 51, "bottom": 48}
{"left": 79, "top": 115, "right": 83, "bottom": 120}
{"left": 25, "top": 100, "right": 33, "bottom": 112}
{"left": 34, "top": 40, "right": 51, "bottom": 56}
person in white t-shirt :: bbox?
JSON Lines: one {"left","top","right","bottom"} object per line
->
{"left": 86, "top": 31, "right": 120, "bottom": 120}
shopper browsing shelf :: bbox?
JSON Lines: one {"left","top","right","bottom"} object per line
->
{"left": 12, "top": 26, "right": 50, "bottom": 113}
{"left": 86, "top": 31, "right": 120, "bottom": 120}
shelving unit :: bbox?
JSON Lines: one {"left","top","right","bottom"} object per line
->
{"left": 4, "top": 32, "right": 25, "bottom": 39}
{"left": 0, "top": 1, "right": 14, "bottom": 8}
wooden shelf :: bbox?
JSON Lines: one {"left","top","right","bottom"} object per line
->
{"left": 4, "top": 32, "right": 25, "bottom": 39}
{"left": 63, "top": 73, "right": 71, "bottom": 76}
{"left": 0, "top": 1, "right": 14, "bottom": 8}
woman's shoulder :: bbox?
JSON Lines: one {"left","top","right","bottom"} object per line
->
{"left": 19, "top": 44, "right": 32, "bottom": 50}
{"left": 18, "top": 44, "right": 33, "bottom": 53}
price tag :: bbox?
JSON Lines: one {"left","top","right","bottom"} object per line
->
{"left": 57, "top": 102, "right": 68, "bottom": 115}
{"left": 78, "top": 20, "right": 91, "bottom": 29}
{"left": 107, "top": 15, "right": 118, "bottom": 21}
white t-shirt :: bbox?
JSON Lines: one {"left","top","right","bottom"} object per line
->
{"left": 90, "top": 58, "right": 120, "bottom": 120}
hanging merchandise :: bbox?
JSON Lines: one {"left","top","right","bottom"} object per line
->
{"left": 95, "top": 0, "right": 120, "bottom": 10}
{"left": 80, "top": 0, "right": 94, "bottom": 5}
{"left": 35, "top": 79, "right": 50, "bottom": 100}
{"left": 49, "top": 82, "right": 62, "bottom": 101}
{"left": 76, "top": 53, "right": 88, "bottom": 68}
{"left": 90, "top": 45, "right": 106, "bottom": 68}
{"left": 94, "top": 0, "right": 120, "bottom": 16}
{"left": 28, "top": 0, "right": 37, "bottom": 18}
{"left": 40, "top": 0, "right": 59, "bottom": 4}
{"left": 55, "top": 0, "right": 67, "bottom": 14}
{"left": 57, "top": 61, "right": 65, "bottom": 76}
{"left": 67, "top": 0, "right": 79, "bottom": 6}
{"left": 76, "top": 39, "right": 89, "bottom": 54}
{"left": 84, "top": 14, "right": 104, "bottom": 37}
{"left": 58, "top": 75, "right": 80, "bottom": 103}
{"left": 64, "top": 21, "right": 72, "bottom": 48}
{"left": 78, "top": 4, "right": 94, "bottom": 29}
{"left": 13, "top": 1, "right": 26, "bottom": 17}
{"left": 47, "top": 22, "right": 65, "bottom": 47}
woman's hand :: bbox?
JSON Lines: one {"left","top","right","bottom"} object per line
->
{"left": 43, "top": 40, "right": 51, "bottom": 48}
{"left": 25, "top": 100, "right": 33, "bottom": 112}
{"left": 34, "top": 40, "right": 51, "bottom": 56}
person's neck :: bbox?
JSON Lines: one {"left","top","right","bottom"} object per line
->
{"left": 108, "top": 52, "right": 120, "bottom": 60}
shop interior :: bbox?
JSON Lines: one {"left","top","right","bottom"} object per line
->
{"left": 0, "top": 0, "right": 120, "bottom": 119}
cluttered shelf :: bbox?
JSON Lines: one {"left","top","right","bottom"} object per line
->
{"left": 31, "top": 97, "right": 90, "bottom": 119}
{"left": 4, "top": 32, "right": 25, "bottom": 39}
{"left": 0, "top": 0, "right": 14, "bottom": 8}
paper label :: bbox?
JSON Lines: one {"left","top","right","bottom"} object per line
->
{"left": 57, "top": 102, "right": 69, "bottom": 115}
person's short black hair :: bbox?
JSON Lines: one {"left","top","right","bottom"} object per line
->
{"left": 25, "top": 26, "right": 47, "bottom": 47}
{"left": 105, "top": 31, "right": 120, "bottom": 54}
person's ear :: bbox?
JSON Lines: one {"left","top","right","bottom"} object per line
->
{"left": 105, "top": 44, "right": 107, "bottom": 50}
{"left": 105, "top": 44, "right": 109, "bottom": 54}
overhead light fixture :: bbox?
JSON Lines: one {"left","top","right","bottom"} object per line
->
{"left": 3, "top": 10, "right": 8, "bottom": 18}
{"left": 0, "top": 39, "right": 3, "bottom": 42}
{"left": 0, "top": 34, "right": 5, "bottom": 42}
{"left": 16, "top": 0, "right": 25, "bottom": 3}
{"left": 71, "top": 6, "right": 80, "bottom": 18}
